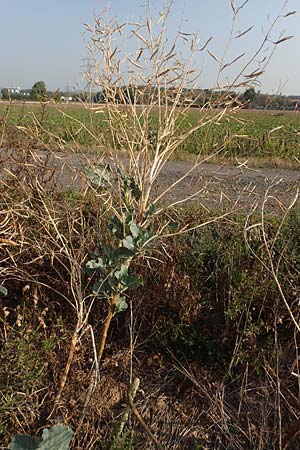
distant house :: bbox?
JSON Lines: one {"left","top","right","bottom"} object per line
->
{"left": 60, "top": 96, "right": 74, "bottom": 102}
{"left": 20, "top": 89, "right": 32, "bottom": 97}
{"left": 1, "top": 86, "right": 31, "bottom": 99}
{"left": 0, "top": 86, "right": 22, "bottom": 99}
{"left": 7, "top": 87, "right": 21, "bottom": 95}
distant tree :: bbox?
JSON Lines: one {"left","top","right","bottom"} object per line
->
{"left": 93, "top": 90, "right": 106, "bottom": 103}
{"left": 124, "top": 85, "right": 137, "bottom": 103}
{"left": 114, "top": 85, "right": 138, "bottom": 104}
{"left": 47, "top": 90, "right": 61, "bottom": 102}
{"left": 54, "top": 92, "right": 61, "bottom": 102}
{"left": 31, "top": 81, "right": 47, "bottom": 101}
{"left": 1, "top": 88, "right": 9, "bottom": 100}
{"left": 75, "top": 92, "right": 90, "bottom": 102}
{"left": 241, "top": 88, "right": 256, "bottom": 106}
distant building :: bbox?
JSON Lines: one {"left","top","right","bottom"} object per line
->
{"left": 7, "top": 87, "right": 21, "bottom": 95}
{"left": 1, "top": 86, "right": 30, "bottom": 99}
{"left": 0, "top": 86, "right": 22, "bottom": 99}
{"left": 20, "top": 89, "right": 32, "bottom": 97}
{"left": 60, "top": 96, "right": 74, "bottom": 102}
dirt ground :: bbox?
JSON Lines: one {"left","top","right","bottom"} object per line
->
{"left": 6, "top": 148, "right": 298, "bottom": 214}
{"left": 157, "top": 159, "right": 300, "bottom": 213}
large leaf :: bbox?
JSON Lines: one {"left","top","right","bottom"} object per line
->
{"left": 114, "top": 247, "right": 135, "bottom": 260}
{"left": 130, "top": 180, "right": 141, "bottom": 201}
{"left": 39, "top": 425, "right": 73, "bottom": 450}
{"left": 0, "top": 285, "right": 8, "bottom": 296}
{"left": 8, "top": 435, "right": 39, "bottom": 450}
{"left": 122, "top": 236, "right": 135, "bottom": 251}
{"left": 85, "top": 257, "right": 105, "bottom": 271}
{"left": 129, "top": 222, "right": 140, "bottom": 239}
{"left": 109, "top": 215, "right": 124, "bottom": 238}
{"left": 92, "top": 281, "right": 102, "bottom": 296}
{"left": 117, "top": 167, "right": 129, "bottom": 182}
{"left": 93, "top": 280, "right": 113, "bottom": 297}
{"left": 144, "top": 203, "right": 156, "bottom": 218}
{"left": 122, "top": 273, "right": 143, "bottom": 290}
{"left": 114, "top": 296, "right": 128, "bottom": 313}
{"left": 85, "top": 164, "right": 111, "bottom": 188}
{"left": 101, "top": 243, "right": 113, "bottom": 259}
{"left": 117, "top": 168, "right": 140, "bottom": 198}
{"left": 114, "top": 264, "right": 128, "bottom": 280}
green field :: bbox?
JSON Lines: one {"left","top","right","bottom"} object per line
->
{"left": 1, "top": 102, "right": 300, "bottom": 160}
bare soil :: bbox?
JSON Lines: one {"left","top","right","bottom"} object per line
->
{"left": 157, "top": 159, "right": 300, "bottom": 213}
{"left": 17, "top": 150, "right": 300, "bottom": 212}
{"left": 9, "top": 149, "right": 298, "bottom": 214}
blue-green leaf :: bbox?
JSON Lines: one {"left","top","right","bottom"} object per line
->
{"left": 130, "top": 222, "right": 140, "bottom": 239}
{"left": 114, "top": 264, "right": 128, "bottom": 280}
{"left": 86, "top": 257, "right": 105, "bottom": 270}
{"left": 114, "top": 247, "right": 135, "bottom": 259}
{"left": 93, "top": 279, "right": 115, "bottom": 297}
{"left": 8, "top": 435, "right": 39, "bottom": 450}
{"left": 39, "top": 425, "right": 73, "bottom": 450}
{"left": 144, "top": 203, "right": 156, "bottom": 218}
{"left": 130, "top": 180, "right": 141, "bottom": 201}
{"left": 92, "top": 281, "right": 102, "bottom": 295}
{"left": 122, "top": 273, "right": 143, "bottom": 290}
{"left": 85, "top": 164, "right": 111, "bottom": 187}
{"left": 109, "top": 216, "right": 124, "bottom": 238}
{"left": 114, "top": 296, "right": 128, "bottom": 313}
{"left": 0, "top": 286, "right": 8, "bottom": 296}
{"left": 101, "top": 243, "right": 113, "bottom": 258}
{"left": 123, "top": 236, "right": 135, "bottom": 251}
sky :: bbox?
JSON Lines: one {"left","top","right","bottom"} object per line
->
{"left": 1, "top": 0, "right": 299, "bottom": 95}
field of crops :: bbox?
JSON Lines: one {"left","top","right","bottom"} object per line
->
{"left": 1, "top": 102, "right": 300, "bottom": 160}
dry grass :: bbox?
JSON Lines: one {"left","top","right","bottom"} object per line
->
{"left": 1, "top": 147, "right": 300, "bottom": 449}
{"left": 1, "top": 1, "right": 300, "bottom": 449}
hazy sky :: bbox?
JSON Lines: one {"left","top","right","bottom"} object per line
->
{"left": 1, "top": 0, "right": 299, "bottom": 94}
